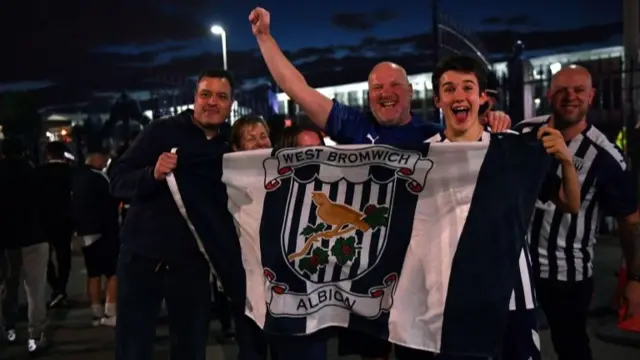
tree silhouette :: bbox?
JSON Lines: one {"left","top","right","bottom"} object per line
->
{"left": 0, "top": 92, "right": 43, "bottom": 162}
{"left": 0, "top": 92, "right": 42, "bottom": 138}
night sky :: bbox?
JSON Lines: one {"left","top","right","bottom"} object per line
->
{"left": 98, "top": 0, "right": 619, "bottom": 54}
{"left": 0, "top": 0, "right": 622, "bottom": 98}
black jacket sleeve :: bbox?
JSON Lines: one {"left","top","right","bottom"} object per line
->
{"left": 109, "top": 120, "right": 166, "bottom": 199}
{"left": 72, "top": 170, "right": 95, "bottom": 235}
{"left": 73, "top": 169, "right": 117, "bottom": 236}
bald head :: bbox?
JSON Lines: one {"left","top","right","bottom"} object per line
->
{"left": 550, "top": 64, "right": 593, "bottom": 91}
{"left": 548, "top": 64, "right": 595, "bottom": 127}
{"left": 369, "top": 62, "right": 408, "bottom": 83}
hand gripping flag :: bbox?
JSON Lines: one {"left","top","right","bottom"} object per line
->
{"left": 167, "top": 133, "right": 553, "bottom": 357}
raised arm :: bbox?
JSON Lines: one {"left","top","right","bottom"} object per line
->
{"left": 249, "top": 7, "right": 333, "bottom": 129}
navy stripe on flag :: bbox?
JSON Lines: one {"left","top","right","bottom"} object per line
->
{"left": 440, "top": 133, "right": 552, "bottom": 357}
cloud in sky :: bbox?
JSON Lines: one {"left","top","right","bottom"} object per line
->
{"left": 331, "top": 8, "right": 399, "bottom": 32}
{"left": 0, "top": 0, "right": 209, "bottom": 83}
{"left": 0, "top": 81, "right": 55, "bottom": 93}
{"left": 481, "top": 15, "right": 541, "bottom": 28}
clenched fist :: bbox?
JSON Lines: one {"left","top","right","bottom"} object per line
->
{"left": 249, "top": 7, "right": 270, "bottom": 37}
{"left": 154, "top": 152, "right": 177, "bottom": 180}
{"left": 537, "top": 125, "right": 572, "bottom": 165}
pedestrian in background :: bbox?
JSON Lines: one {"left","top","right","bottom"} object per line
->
{"left": 0, "top": 137, "right": 50, "bottom": 355}
{"left": 37, "top": 141, "right": 74, "bottom": 308}
{"left": 72, "top": 146, "right": 120, "bottom": 327}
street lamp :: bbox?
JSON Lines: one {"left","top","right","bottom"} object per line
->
{"left": 210, "top": 25, "right": 227, "bottom": 70}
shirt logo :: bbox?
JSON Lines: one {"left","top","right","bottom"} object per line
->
{"left": 573, "top": 156, "right": 584, "bottom": 171}
{"left": 366, "top": 134, "right": 379, "bottom": 144}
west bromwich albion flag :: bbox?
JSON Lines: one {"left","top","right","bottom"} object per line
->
{"left": 167, "top": 132, "right": 553, "bottom": 357}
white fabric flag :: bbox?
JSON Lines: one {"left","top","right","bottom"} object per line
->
{"left": 168, "top": 135, "right": 551, "bottom": 356}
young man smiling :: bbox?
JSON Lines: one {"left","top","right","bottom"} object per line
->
{"left": 410, "top": 55, "right": 580, "bottom": 360}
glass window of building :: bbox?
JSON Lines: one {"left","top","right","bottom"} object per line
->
{"left": 347, "top": 91, "right": 359, "bottom": 105}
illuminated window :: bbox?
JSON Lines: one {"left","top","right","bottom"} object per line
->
{"left": 347, "top": 91, "right": 359, "bottom": 105}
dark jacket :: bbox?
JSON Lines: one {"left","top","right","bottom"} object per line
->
{"left": 35, "top": 161, "right": 74, "bottom": 235}
{"left": 107, "top": 145, "right": 132, "bottom": 221}
{"left": 0, "top": 157, "right": 45, "bottom": 250}
{"left": 72, "top": 164, "right": 120, "bottom": 239}
{"left": 109, "top": 110, "right": 232, "bottom": 262}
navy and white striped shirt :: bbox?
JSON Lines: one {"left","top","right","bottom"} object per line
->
{"left": 518, "top": 116, "right": 638, "bottom": 282}
{"left": 426, "top": 127, "right": 537, "bottom": 310}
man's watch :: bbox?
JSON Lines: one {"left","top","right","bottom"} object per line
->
{"left": 628, "top": 273, "right": 640, "bottom": 283}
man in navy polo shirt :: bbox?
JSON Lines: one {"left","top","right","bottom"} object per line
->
{"left": 249, "top": 7, "right": 512, "bottom": 360}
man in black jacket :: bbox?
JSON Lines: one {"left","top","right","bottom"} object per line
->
{"left": 109, "top": 69, "right": 242, "bottom": 360}
{"left": 107, "top": 144, "right": 131, "bottom": 223}
{"left": 0, "top": 138, "right": 50, "bottom": 354}
{"left": 36, "top": 141, "right": 74, "bottom": 308}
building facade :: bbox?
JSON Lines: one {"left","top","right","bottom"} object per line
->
{"left": 275, "top": 45, "right": 624, "bottom": 122}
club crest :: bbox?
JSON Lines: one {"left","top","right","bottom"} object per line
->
{"left": 260, "top": 145, "right": 433, "bottom": 318}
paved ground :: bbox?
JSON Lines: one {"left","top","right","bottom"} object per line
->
{"left": 1, "top": 237, "right": 640, "bottom": 359}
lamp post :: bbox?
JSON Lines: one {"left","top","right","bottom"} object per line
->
{"left": 210, "top": 25, "right": 227, "bottom": 70}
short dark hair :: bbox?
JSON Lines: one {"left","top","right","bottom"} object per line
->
{"left": 432, "top": 55, "right": 488, "bottom": 97}
{"left": 45, "top": 141, "right": 68, "bottom": 160}
{"left": 87, "top": 143, "right": 109, "bottom": 155}
{"left": 0, "top": 137, "right": 25, "bottom": 158}
{"left": 231, "top": 115, "right": 269, "bottom": 149}
{"left": 196, "top": 69, "right": 235, "bottom": 96}
{"left": 275, "top": 124, "right": 325, "bottom": 150}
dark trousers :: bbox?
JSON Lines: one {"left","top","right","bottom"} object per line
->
{"left": 536, "top": 277, "right": 594, "bottom": 360}
{"left": 234, "top": 314, "right": 326, "bottom": 360}
{"left": 270, "top": 330, "right": 328, "bottom": 360}
{"left": 234, "top": 314, "right": 280, "bottom": 360}
{"left": 115, "top": 246, "right": 211, "bottom": 360}
{"left": 396, "top": 347, "right": 480, "bottom": 360}
{"left": 211, "top": 282, "right": 232, "bottom": 332}
{"left": 46, "top": 229, "right": 72, "bottom": 295}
